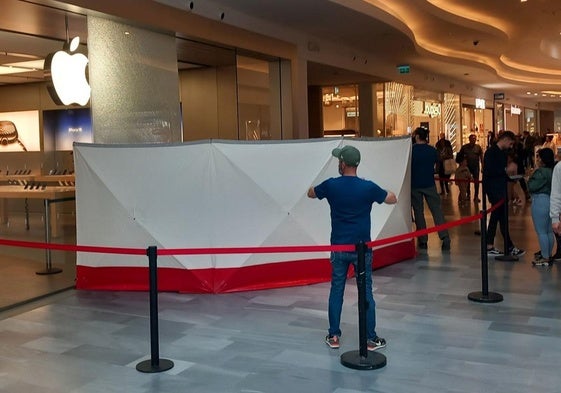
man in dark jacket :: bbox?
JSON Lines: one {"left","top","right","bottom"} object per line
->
{"left": 458, "top": 134, "right": 483, "bottom": 202}
{"left": 483, "top": 130, "right": 525, "bottom": 257}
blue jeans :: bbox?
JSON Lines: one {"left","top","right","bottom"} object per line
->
{"left": 328, "top": 250, "right": 376, "bottom": 340}
{"left": 531, "top": 193, "right": 554, "bottom": 258}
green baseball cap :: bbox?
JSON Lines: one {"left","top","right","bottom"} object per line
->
{"left": 332, "top": 145, "right": 360, "bottom": 166}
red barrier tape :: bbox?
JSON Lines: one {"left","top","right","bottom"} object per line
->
{"left": 434, "top": 177, "right": 482, "bottom": 184}
{"left": 0, "top": 199, "right": 504, "bottom": 256}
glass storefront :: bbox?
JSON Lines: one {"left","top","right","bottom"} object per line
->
{"left": 380, "top": 82, "right": 459, "bottom": 146}
{"left": 321, "top": 85, "right": 360, "bottom": 137}
{"left": 524, "top": 108, "right": 537, "bottom": 134}
{"left": 461, "top": 104, "right": 493, "bottom": 150}
{"left": 237, "top": 55, "right": 284, "bottom": 140}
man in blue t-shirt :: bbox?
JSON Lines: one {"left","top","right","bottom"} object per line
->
{"left": 308, "top": 145, "right": 397, "bottom": 352}
{"left": 411, "top": 127, "right": 451, "bottom": 251}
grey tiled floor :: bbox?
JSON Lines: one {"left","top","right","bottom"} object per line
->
{"left": 1, "top": 190, "right": 560, "bottom": 392}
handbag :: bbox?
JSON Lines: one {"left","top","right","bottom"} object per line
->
{"left": 443, "top": 158, "right": 456, "bottom": 175}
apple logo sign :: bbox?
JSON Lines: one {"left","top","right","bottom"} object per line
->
{"left": 45, "top": 37, "right": 91, "bottom": 106}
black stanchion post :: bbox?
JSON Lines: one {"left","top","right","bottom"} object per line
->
{"left": 340, "top": 242, "right": 386, "bottom": 370}
{"left": 495, "top": 179, "right": 518, "bottom": 262}
{"left": 136, "top": 246, "right": 174, "bottom": 373}
{"left": 468, "top": 208, "right": 503, "bottom": 303}
{"left": 36, "top": 199, "right": 62, "bottom": 275}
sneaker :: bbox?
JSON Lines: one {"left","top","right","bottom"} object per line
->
{"left": 367, "top": 336, "right": 386, "bottom": 351}
{"left": 325, "top": 335, "right": 340, "bottom": 349}
{"left": 532, "top": 257, "right": 552, "bottom": 267}
{"left": 534, "top": 250, "right": 542, "bottom": 259}
{"left": 552, "top": 253, "right": 561, "bottom": 261}
{"left": 509, "top": 247, "right": 526, "bottom": 257}
{"left": 487, "top": 247, "right": 504, "bottom": 256}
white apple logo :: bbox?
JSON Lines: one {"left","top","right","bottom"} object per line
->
{"left": 45, "top": 37, "right": 90, "bottom": 106}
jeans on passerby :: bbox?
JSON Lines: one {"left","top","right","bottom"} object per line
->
{"left": 531, "top": 193, "right": 554, "bottom": 258}
{"left": 328, "top": 250, "right": 376, "bottom": 340}
{"left": 411, "top": 186, "right": 450, "bottom": 244}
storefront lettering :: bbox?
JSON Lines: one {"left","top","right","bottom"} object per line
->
{"left": 423, "top": 102, "right": 441, "bottom": 118}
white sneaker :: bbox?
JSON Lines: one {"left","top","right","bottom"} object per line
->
{"left": 509, "top": 247, "right": 526, "bottom": 257}
{"left": 487, "top": 247, "right": 504, "bottom": 256}
{"left": 532, "top": 257, "right": 552, "bottom": 266}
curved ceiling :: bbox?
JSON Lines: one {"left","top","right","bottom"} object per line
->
{"left": 205, "top": 0, "right": 561, "bottom": 103}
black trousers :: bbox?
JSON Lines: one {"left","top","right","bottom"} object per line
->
{"left": 486, "top": 192, "right": 513, "bottom": 250}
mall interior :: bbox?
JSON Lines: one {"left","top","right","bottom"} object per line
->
{"left": 1, "top": 1, "right": 561, "bottom": 391}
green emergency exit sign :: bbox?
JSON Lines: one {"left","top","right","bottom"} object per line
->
{"left": 397, "top": 65, "right": 410, "bottom": 74}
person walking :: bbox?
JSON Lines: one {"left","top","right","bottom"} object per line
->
{"left": 307, "top": 145, "right": 397, "bottom": 351}
{"left": 411, "top": 127, "right": 451, "bottom": 250}
{"left": 458, "top": 134, "right": 483, "bottom": 202}
{"left": 528, "top": 148, "right": 555, "bottom": 266}
{"left": 549, "top": 152, "right": 561, "bottom": 259}
{"left": 483, "top": 130, "right": 526, "bottom": 257}
{"left": 454, "top": 153, "right": 472, "bottom": 206}
{"left": 435, "top": 132, "right": 454, "bottom": 195}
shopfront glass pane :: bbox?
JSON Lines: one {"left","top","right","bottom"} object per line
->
{"left": 321, "top": 85, "right": 359, "bottom": 137}
{"left": 384, "top": 82, "right": 413, "bottom": 137}
{"left": 495, "top": 103, "right": 504, "bottom": 132}
{"left": 444, "top": 93, "right": 460, "bottom": 152}
{"left": 375, "top": 83, "right": 385, "bottom": 137}
{"left": 237, "top": 55, "right": 282, "bottom": 140}
{"left": 524, "top": 108, "right": 536, "bottom": 133}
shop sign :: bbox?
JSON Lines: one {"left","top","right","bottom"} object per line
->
{"left": 423, "top": 102, "right": 441, "bottom": 118}
{"left": 494, "top": 92, "right": 505, "bottom": 100}
{"left": 475, "top": 98, "right": 486, "bottom": 109}
{"left": 511, "top": 105, "right": 522, "bottom": 115}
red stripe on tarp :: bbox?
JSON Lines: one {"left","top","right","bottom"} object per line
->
{"left": 76, "top": 240, "right": 415, "bottom": 293}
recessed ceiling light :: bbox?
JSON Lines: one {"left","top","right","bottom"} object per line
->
{"left": 526, "top": 92, "right": 532, "bottom": 95}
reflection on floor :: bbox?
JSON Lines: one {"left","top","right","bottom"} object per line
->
{"left": 1, "top": 189, "right": 560, "bottom": 392}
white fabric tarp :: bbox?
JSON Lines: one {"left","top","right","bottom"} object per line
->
{"left": 75, "top": 137, "right": 411, "bottom": 271}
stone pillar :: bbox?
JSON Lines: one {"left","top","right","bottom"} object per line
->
{"left": 88, "top": 16, "right": 181, "bottom": 143}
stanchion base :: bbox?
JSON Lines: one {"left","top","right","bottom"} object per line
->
{"left": 468, "top": 291, "right": 503, "bottom": 303}
{"left": 340, "top": 350, "right": 386, "bottom": 370}
{"left": 494, "top": 255, "right": 518, "bottom": 262}
{"left": 36, "top": 267, "right": 63, "bottom": 275}
{"left": 136, "top": 358, "right": 174, "bottom": 373}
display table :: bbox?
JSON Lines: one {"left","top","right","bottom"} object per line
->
{"left": 34, "top": 175, "right": 75, "bottom": 186}
{"left": 0, "top": 174, "right": 35, "bottom": 185}
{"left": 0, "top": 185, "right": 75, "bottom": 275}
{"left": 0, "top": 185, "right": 75, "bottom": 237}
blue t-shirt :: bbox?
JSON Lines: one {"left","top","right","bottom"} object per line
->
{"left": 411, "top": 143, "right": 438, "bottom": 189}
{"left": 314, "top": 176, "right": 388, "bottom": 245}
